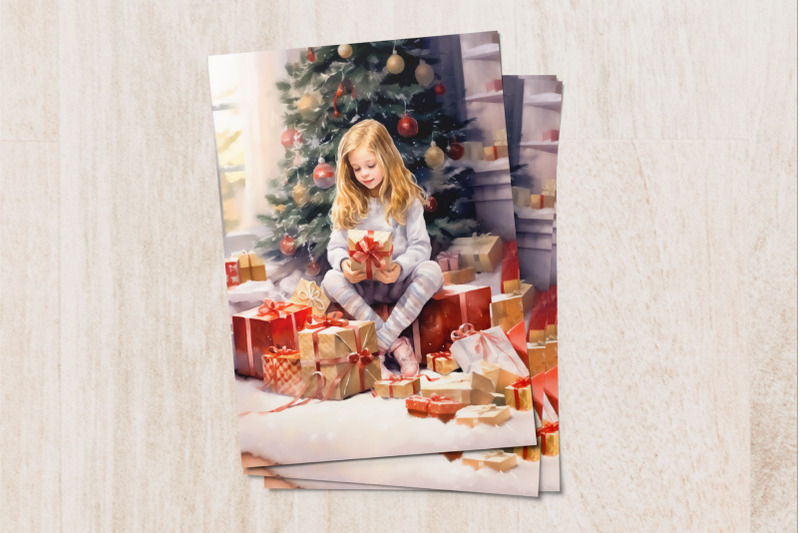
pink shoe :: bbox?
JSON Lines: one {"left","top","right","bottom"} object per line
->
{"left": 389, "top": 336, "right": 419, "bottom": 377}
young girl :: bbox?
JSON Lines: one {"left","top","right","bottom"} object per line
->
{"left": 321, "top": 119, "right": 444, "bottom": 377}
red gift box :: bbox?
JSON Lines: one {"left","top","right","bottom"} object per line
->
{"left": 485, "top": 79, "right": 503, "bottom": 93}
{"left": 232, "top": 299, "right": 312, "bottom": 379}
{"left": 225, "top": 259, "right": 241, "bottom": 288}
{"left": 415, "top": 284, "right": 492, "bottom": 356}
{"left": 500, "top": 240, "right": 521, "bottom": 291}
{"left": 405, "top": 393, "right": 464, "bottom": 422}
{"left": 262, "top": 346, "right": 305, "bottom": 396}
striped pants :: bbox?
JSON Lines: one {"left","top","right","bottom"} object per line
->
{"left": 321, "top": 261, "right": 444, "bottom": 352}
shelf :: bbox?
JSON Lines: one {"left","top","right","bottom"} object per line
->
{"left": 523, "top": 93, "right": 562, "bottom": 110}
{"left": 452, "top": 158, "right": 510, "bottom": 174}
{"left": 462, "top": 43, "right": 500, "bottom": 60}
{"left": 465, "top": 90, "right": 504, "bottom": 103}
{"left": 519, "top": 141, "right": 559, "bottom": 154}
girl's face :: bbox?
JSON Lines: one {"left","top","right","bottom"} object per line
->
{"left": 348, "top": 146, "right": 384, "bottom": 191}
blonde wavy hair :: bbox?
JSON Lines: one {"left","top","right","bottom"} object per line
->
{"left": 330, "top": 119, "right": 425, "bottom": 230}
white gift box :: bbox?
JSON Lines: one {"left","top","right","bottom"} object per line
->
{"left": 449, "top": 324, "right": 529, "bottom": 376}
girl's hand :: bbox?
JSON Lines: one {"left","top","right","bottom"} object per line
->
{"left": 374, "top": 263, "right": 401, "bottom": 284}
{"left": 342, "top": 259, "right": 367, "bottom": 284}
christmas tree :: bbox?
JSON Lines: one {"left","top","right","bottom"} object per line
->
{"left": 256, "top": 38, "right": 478, "bottom": 275}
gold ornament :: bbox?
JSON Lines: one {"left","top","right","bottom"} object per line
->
{"left": 297, "top": 91, "right": 322, "bottom": 120}
{"left": 292, "top": 182, "right": 309, "bottom": 206}
{"left": 337, "top": 44, "right": 353, "bottom": 59}
{"left": 424, "top": 141, "right": 445, "bottom": 169}
{"left": 273, "top": 204, "right": 286, "bottom": 213}
{"left": 415, "top": 60, "right": 434, "bottom": 86}
{"left": 386, "top": 52, "right": 405, "bottom": 74}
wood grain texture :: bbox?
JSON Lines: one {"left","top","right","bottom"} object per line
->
{"left": 0, "top": 0, "right": 795, "bottom": 531}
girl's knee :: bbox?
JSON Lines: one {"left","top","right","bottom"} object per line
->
{"left": 321, "top": 268, "right": 346, "bottom": 297}
{"left": 415, "top": 261, "right": 444, "bottom": 290}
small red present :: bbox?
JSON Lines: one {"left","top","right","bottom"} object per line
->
{"left": 405, "top": 394, "right": 464, "bottom": 422}
{"left": 225, "top": 259, "right": 241, "bottom": 288}
{"left": 262, "top": 346, "right": 304, "bottom": 396}
{"left": 413, "top": 284, "right": 492, "bottom": 355}
{"left": 232, "top": 299, "right": 312, "bottom": 379}
{"left": 485, "top": 79, "right": 503, "bottom": 93}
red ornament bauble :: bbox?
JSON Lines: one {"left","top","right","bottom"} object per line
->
{"left": 423, "top": 196, "right": 437, "bottom": 212}
{"left": 281, "top": 129, "right": 302, "bottom": 150}
{"left": 313, "top": 157, "right": 336, "bottom": 189}
{"left": 306, "top": 259, "right": 321, "bottom": 277}
{"left": 397, "top": 111, "right": 418, "bottom": 138}
{"left": 280, "top": 234, "right": 298, "bottom": 256}
{"left": 447, "top": 140, "right": 465, "bottom": 161}
{"left": 435, "top": 81, "right": 446, "bottom": 95}
{"left": 306, "top": 47, "right": 315, "bottom": 62}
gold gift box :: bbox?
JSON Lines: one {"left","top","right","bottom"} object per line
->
{"left": 504, "top": 381, "right": 533, "bottom": 411}
{"left": 347, "top": 230, "right": 393, "bottom": 279}
{"left": 448, "top": 234, "right": 503, "bottom": 273}
{"left": 373, "top": 376, "right": 421, "bottom": 399}
{"left": 462, "top": 451, "right": 517, "bottom": 472}
{"left": 514, "top": 446, "right": 540, "bottom": 462}
{"left": 478, "top": 360, "right": 524, "bottom": 393}
{"left": 289, "top": 279, "right": 331, "bottom": 316}
{"left": 421, "top": 372, "right": 495, "bottom": 405}
{"left": 442, "top": 266, "right": 476, "bottom": 285}
{"left": 503, "top": 280, "right": 535, "bottom": 312}
{"left": 490, "top": 292, "right": 524, "bottom": 333}
{"left": 231, "top": 252, "right": 267, "bottom": 283}
{"left": 545, "top": 340, "right": 558, "bottom": 371}
{"left": 298, "top": 320, "right": 380, "bottom": 400}
{"left": 527, "top": 343, "right": 546, "bottom": 376}
{"left": 425, "top": 353, "right": 460, "bottom": 375}
{"left": 455, "top": 404, "right": 512, "bottom": 428}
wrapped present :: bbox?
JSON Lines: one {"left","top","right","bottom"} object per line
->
{"left": 502, "top": 279, "right": 535, "bottom": 312}
{"left": 527, "top": 343, "right": 546, "bottom": 376}
{"left": 462, "top": 450, "right": 517, "bottom": 472}
{"left": 347, "top": 229, "right": 393, "bottom": 280}
{"left": 232, "top": 300, "right": 312, "bottom": 379}
{"left": 478, "top": 360, "right": 524, "bottom": 393}
{"left": 545, "top": 340, "right": 558, "bottom": 371}
{"left": 538, "top": 420, "right": 559, "bottom": 456}
{"left": 485, "top": 79, "right": 503, "bottom": 93}
{"left": 442, "top": 266, "right": 476, "bottom": 285}
{"left": 493, "top": 128, "right": 508, "bottom": 146}
{"left": 231, "top": 251, "right": 267, "bottom": 283}
{"left": 426, "top": 351, "right": 459, "bottom": 375}
{"left": 530, "top": 194, "right": 556, "bottom": 209}
{"left": 413, "top": 284, "right": 492, "bottom": 355}
{"left": 448, "top": 234, "right": 503, "bottom": 273}
{"left": 490, "top": 292, "right": 524, "bottom": 334}
{"left": 542, "top": 129, "right": 559, "bottom": 141}
{"left": 455, "top": 404, "right": 512, "bottom": 428}
{"left": 462, "top": 141, "right": 484, "bottom": 161}
{"left": 405, "top": 394, "right": 464, "bottom": 422}
{"left": 495, "top": 144, "right": 509, "bottom": 158}
{"left": 225, "top": 259, "right": 241, "bottom": 288}
{"left": 450, "top": 323, "right": 529, "bottom": 377}
{"left": 374, "top": 375, "right": 421, "bottom": 399}
{"left": 298, "top": 313, "right": 380, "bottom": 400}
{"left": 483, "top": 145, "right": 498, "bottom": 161}
{"left": 435, "top": 250, "right": 460, "bottom": 271}
{"left": 421, "top": 371, "right": 494, "bottom": 405}
{"left": 262, "top": 346, "right": 305, "bottom": 396}
{"left": 504, "top": 376, "right": 533, "bottom": 411}
{"left": 511, "top": 187, "right": 531, "bottom": 209}
{"left": 289, "top": 278, "right": 331, "bottom": 316}
{"left": 514, "top": 446, "right": 540, "bottom": 462}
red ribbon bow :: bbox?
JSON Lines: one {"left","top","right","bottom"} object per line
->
{"left": 267, "top": 345, "right": 300, "bottom": 358}
{"left": 257, "top": 299, "right": 293, "bottom": 319}
{"left": 305, "top": 311, "right": 349, "bottom": 329}
{"left": 511, "top": 376, "right": 532, "bottom": 389}
{"left": 349, "top": 232, "right": 392, "bottom": 279}
{"left": 348, "top": 349, "right": 374, "bottom": 367}
{"left": 537, "top": 420, "right": 559, "bottom": 436}
{"left": 450, "top": 323, "right": 477, "bottom": 341}
{"left": 427, "top": 351, "right": 452, "bottom": 373}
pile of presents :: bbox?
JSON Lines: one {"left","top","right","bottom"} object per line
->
{"left": 226, "top": 230, "right": 559, "bottom": 461}
{"left": 456, "top": 127, "right": 510, "bottom": 162}
{"left": 512, "top": 178, "right": 557, "bottom": 210}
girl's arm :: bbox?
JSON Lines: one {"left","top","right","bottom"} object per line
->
{"left": 393, "top": 199, "right": 433, "bottom": 282}
{"left": 327, "top": 227, "right": 350, "bottom": 272}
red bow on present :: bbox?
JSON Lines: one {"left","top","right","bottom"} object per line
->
{"left": 305, "top": 311, "right": 349, "bottom": 330}
{"left": 511, "top": 376, "right": 532, "bottom": 389}
{"left": 348, "top": 349, "right": 374, "bottom": 367}
{"left": 257, "top": 299, "right": 293, "bottom": 319}
{"left": 450, "top": 323, "right": 506, "bottom": 365}
{"left": 537, "top": 420, "right": 559, "bottom": 437}
{"left": 349, "top": 232, "right": 392, "bottom": 279}
{"left": 266, "top": 345, "right": 300, "bottom": 358}
{"left": 429, "top": 393, "right": 452, "bottom": 403}
{"left": 450, "top": 323, "right": 478, "bottom": 341}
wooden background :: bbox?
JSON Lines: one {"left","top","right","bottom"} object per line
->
{"left": 2, "top": 1, "right": 796, "bottom": 530}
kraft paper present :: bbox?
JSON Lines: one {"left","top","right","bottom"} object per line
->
{"left": 462, "top": 451, "right": 517, "bottom": 472}
{"left": 347, "top": 229, "right": 393, "bottom": 280}
{"left": 448, "top": 234, "right": 503, "bottom": 273}
{"left": 478, "top": 360, "right": 524, "bottom": 393}
{"left": 374, "top": 376, "right": 421, "bottom": 399}
{"left": 421, "top": 372, "right": 495, "bottom": 405}
{"left": 504, "top": 376, "right": 533, "bottom": 411}
{"left": 442, "top": 266, "right": 476, "bottom": 285}
{"left": 455, "top": 404, "right": 512, "bottom": 428}
{"left": 289, "top": 278, "right": 331, "bottom": 316}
